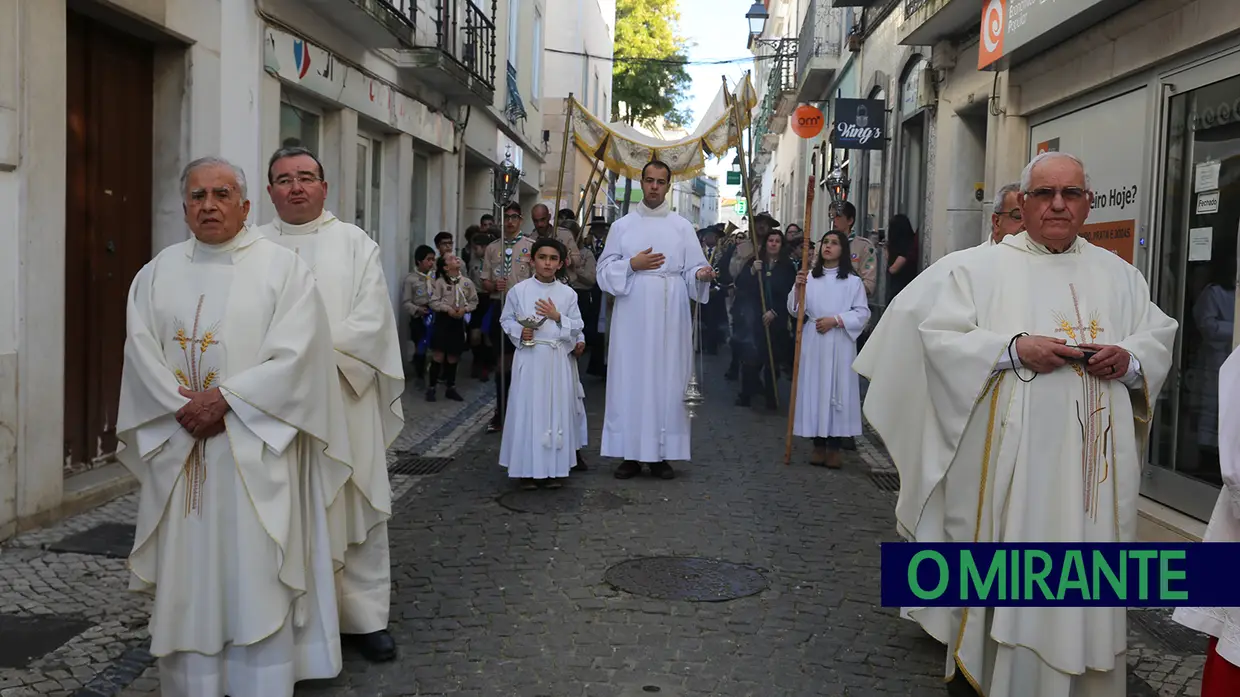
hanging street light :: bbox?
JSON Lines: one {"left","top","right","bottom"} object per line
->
{"left": 825, "top": 166, "right": 850, "bottom": 205}
{"left": 745, "top": 1, "right": 769, "bottom": 40}
{"left": 494, "top": 145, "right": 523, "bottom": 205}
{"left": 731, "top": 155, "right": 741, "bottom": 173}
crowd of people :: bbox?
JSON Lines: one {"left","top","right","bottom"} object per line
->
{"left": 113, "top": 146, "right": 1240, "bottom": 697}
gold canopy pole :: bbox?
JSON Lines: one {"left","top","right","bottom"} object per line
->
{"left": 724, "top": 74, "right": 779, "bottom": 410}
{"left": 554, "top": 94, "right": 574, "bottom": 211}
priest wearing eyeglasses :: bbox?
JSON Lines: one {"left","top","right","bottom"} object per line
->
{"left": 870, "top": 151, "right": 1178, "bottom": 697}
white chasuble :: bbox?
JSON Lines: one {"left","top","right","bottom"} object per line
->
{"left": 498, "top": 278, "right": 584, "bottom": 478}
{"left": 853, "top": 241, "right": 998, "bottom": 544}
{"left": 909, "top": 232, "right": 1177, "bottom": 697}
{"left": 115, "top": 227, "right": 354, "bottom": 697}
{"left": 258, "top": 213, "right": 404, "bottom": 566}
{"left": 596, "top": 200, "right": 710, "bottom": 462}
{"left": 1173, "top": 345, "right": 1240, "bottom": 669}
{"left": 787, "top": 272, "right": 870, "bottom": 439}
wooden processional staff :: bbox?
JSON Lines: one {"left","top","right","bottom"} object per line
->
{"left": 783, "top": 174, "right": 816, "bottom": 464}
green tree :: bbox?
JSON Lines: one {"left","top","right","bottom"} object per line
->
{"left": 612, "top": 0, "right": 692, "bottom": 128}
{"left": 611, "top": 0, "right": 692, "bottom": 214}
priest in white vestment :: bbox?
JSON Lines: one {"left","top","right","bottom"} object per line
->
{"left": 596, "top": 160, "right": 716, "bottom": 480}
{"left": 116, "top": 157, "right": 354, "bottom": 697}
{"left": 854, "top": 181, "right": 1025, "bottom": 543}
{"left": 256, "top": 147, "right": 405, "bottom": 662}
{"left": 889, "top": 153, "right": 1178, "bottom": 696}
{"left": 1173, "top": 345, "right": 1240, "bottom": 696}
{"left": 498, "top": 239, "right": 585, "bottom": 488}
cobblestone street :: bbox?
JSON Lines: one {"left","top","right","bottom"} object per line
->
{"left": 0, "top": 354, "right": 1212, "bottom": 696}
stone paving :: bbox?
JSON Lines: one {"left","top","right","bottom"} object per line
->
{"left": 0, "top": 353, "right": 1214, "bottom": 696}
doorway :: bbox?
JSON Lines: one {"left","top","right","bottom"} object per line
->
{"left": 63, "top": 12, "right": 154, "bottom": 475}
{"left": 355, "top": 133, "right": 384, "bottom": 240}
{"left": 1145, "top": 55, "right": 1240, "bottom": 521}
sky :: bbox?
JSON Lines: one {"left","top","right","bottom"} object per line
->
{"left": 678, "top": 0, "right": 755, "bottom": 175}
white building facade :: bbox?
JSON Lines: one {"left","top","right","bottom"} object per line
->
{"left": 0, "top": 0, "right": 544, "bottom": 538}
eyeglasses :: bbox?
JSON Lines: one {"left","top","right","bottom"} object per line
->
{"left": 504, "top": 213, "right": 522, "bottom": 221}
{"left": 272, "top": 174, "right": 323, "bottom": 187}
{"left": 998, "top": 209, "right": 1023, "bottom": 221}
{"left": 1025, "top": 187, "right": 1089, "bottom": 203}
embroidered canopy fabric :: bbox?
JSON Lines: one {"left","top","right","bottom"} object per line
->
{"left": 569, "top": 75, "right": 758, "bottom": 181}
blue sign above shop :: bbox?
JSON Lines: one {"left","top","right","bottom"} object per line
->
{"left": 830, "top": 98, "right": 886, "bottom": 151}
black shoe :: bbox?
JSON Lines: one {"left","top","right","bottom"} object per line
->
{"left": 343, "top": 630, "right": 396, "bottom": 663}
{"left": 649, "top": 461, "right": 675, "bottom": 480}
{"left": 543, "top": 478, "right": 564, "bottom": 489}
{"left": 572, "top": 453, "right": 588, "bottom": 471}
{"left": 445, "top": 387, "right": 464, "bottom": 401}
{"left": 614, "top": 460, "right": 641, "bottom": 479}
{"left": 425, "top": 387, "right": 436, "bottom": 402}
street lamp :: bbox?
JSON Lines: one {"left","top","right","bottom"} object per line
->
{"left": 745, "top": 1, "right": 769, "bottom": 39}
{"left": 825, "top": 166, "right": 850, "bottom": 205}
{"left": 731, "top": 155, "right": 741, "bottom": 173}
{"left": 494, "top": 145, "right": 522, "bottom": 205}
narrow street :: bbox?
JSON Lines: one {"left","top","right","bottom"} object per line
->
{"left": 0, "top": 355, "right": 1208, "bottom": 696}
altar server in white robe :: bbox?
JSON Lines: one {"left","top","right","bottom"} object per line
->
{"left": 1173, "top": 344, "right": 1240, "bottom": 697}
{"left": 116, "top": 157, "right": 354, "bottom": 697}
{"left": 498, "top": 238, "right": 584, "bottom": 489}
{"left": 256, "top": 147, "right": 404, "bottom": 663}
{"left": 788, "top": 231, "right": 870, "bottom": 469}
{"left": 853, "top": 181, "right": 1024, "bottom": 543}
{"left": 595, "top": 160, "right": 717, "bottom": 480}
{"left": 892, "top": 152, "right": 1178, "bottom": 697}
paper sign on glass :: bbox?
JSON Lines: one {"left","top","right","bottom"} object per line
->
{"left": 1195, "top": 161, "right": 1221, "bottom": 193}
{"left": 1189, "top": 227, "right": 1213, "bottom": 262}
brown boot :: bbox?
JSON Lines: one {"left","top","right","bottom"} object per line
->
{"left": 825, "top": 450, "right": 842, "bottom": 469}
{"left": 809, "top": 444, "right": 826, "bottom": 466}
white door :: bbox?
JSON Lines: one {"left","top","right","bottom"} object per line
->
{"left": 355, "top": 133, "right": 383, "bottom": 240}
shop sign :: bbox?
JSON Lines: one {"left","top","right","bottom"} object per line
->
{"left": 978, "top": 0, "right": 1138, "bottom": 70}
{"left": 734, "top": 198, "right": 748, "bottom": 216}
{"left": 830, "top": 98, "right": 885, "bottom": 151}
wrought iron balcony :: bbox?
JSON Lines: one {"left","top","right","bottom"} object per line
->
{"left": 304, "top": 0, "right": 416, "bottom": 48}
{"left": 898, "top": 0, "right": 978, "bottom": 47}
{"left": 394, "top": 0, "right": 497, "bottom": 106}
{"left": 795, "top": 0, "right": 843, "bottom": 101}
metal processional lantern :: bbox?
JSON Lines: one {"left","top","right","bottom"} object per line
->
{"left": 825, "top": 166, "right": 850, "bottom": 205}
{"left": 493, "top": 146, "right": 523, "bottom": 205}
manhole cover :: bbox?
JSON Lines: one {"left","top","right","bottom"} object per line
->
{"left": 0, "top": 614, "right": 93, "bottom": 669}
{"left": 498, "top": 488, "right": 626, "bottom": 514}
{"left": 45, "top": 522, "right": 135, "bottom": 559}
{"left": 603, "top": 556, "right": 768, "bottom": 602}
{"left": 389, "top": 454, "right": 454, "bottom": 476}
{"left": 869, "top": 471, "right": 900, "bottom": 492}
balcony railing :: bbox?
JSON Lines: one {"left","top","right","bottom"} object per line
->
{"left": 765, "top": 38, "right": 797, "bottom": 95}
{"left": 434, "top": 0, "right": 497, "bottom": 91}
{"left": 377, "top": 0, "right": 416, "bottom": 26}
{"left": 796, "top": 0, "right": 842, "bottom": 86}
{"left": 904, "top": 0, "right": 928, "bottom": 18}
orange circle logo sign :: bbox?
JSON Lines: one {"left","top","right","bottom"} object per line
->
{"left": 791, "top": 105, "right": 825, "bottom": 138}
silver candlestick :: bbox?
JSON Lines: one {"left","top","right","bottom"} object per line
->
{"left": 517, "top": 316, "right": 549, "bottom": 347}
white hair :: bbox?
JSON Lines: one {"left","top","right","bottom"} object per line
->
{"left": 180, "top": 156, "right": 249, "bottom": 202}
{"left": 992, "top": 182, "right": 1022, "bottom": 215}
{"left": 1020, "top": 151, "right": 1091, "bottom": 191}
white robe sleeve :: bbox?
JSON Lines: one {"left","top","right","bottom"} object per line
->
{"left": 595, "top": 224, "right": 636, "bottom": 297}
{"left": 222, "top": 389, "right": 298, "bottom": 456}
{"left": 839, "top": 277, "right": 871, "bottom": 341}
{"left": 135, "top": 416, "right": 183, "bottom": 460}
{"left": 554, "top": 289, "right": 584, "bottom": 346}
{"left": 679, "top": 224, "right": 711, "bottom": 303}
{"left": 499, "top": 286, "right": 525, "bottom": 347}
{"left": 1219, "top": 348, "right": 1240, "bottom": 519}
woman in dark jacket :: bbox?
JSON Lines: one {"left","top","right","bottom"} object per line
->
{"left": 733, "top": 229, "right": 797, "bottom": 409}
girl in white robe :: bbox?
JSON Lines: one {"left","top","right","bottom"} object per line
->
{"left": 788, "top": 230, "right": 871, "bottom": 468}
{"left": 498, "top": 239, "right": 584, "bottom": 489}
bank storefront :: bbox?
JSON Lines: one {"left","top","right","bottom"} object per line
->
{"left": 1006, "top": 24, "right": 1240, "bottom": 526}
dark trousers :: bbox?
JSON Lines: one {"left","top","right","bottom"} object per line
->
{"left": 581, "top": 287, "right": 606, "bottom": 376}
{"left": 812, "top": 436, "right": 845, "bottom": 450}
{"left": 410, "top": 315, "right": 429, "bottom": 377}
{"left": 740, "top": 360, "right": 777, "bottom": 403}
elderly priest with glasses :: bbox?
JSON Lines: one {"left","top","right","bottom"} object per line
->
{"left": 866, "top": 151, "right": 1178, "bottom": 697}
{"left": 115, "top": 156, "right": 354, "bottom": 697}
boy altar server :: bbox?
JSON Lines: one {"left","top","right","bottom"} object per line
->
{"left": 498, "top": 239, "right": 584, "bottom": 490}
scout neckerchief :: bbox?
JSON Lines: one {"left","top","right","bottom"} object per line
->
{"left": 501, "top": 235, "right": 520, "bottom": 277}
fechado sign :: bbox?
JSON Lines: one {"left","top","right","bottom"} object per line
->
{"left": 829, "top": 98, "right": 885, "bottom": 151}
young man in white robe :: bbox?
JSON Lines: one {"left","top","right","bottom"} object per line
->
{"left": 595, "top": 160, "right": 716, "bottom": 480}
{"left": 498, "top": 238, "right": 584, "bottom": 489}
{"left": 1173, "top": 344, "right": 1240, "bottom": 697}
{"left": 255, "top": 146, "right": 405, "bottom": 663}
{"left": 853, "top": 182, "right": 1025, "bottom": 542}
{"left": 788, "top": 231, "right": 870, "bottom": 469}
{"left": 876, "top": 152, "right": 1178, "bottom": 697}
{"left": 115, "top": 157, "right": 354, "bottom": 697}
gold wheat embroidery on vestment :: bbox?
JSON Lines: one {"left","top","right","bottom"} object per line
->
{"left": 1053, "top": 283, "right": 1110, "bottom": 521}
{"left": 171, "top": 294, "right": 220, "bottom": 517}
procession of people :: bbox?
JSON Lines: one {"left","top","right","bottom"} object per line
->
{"left": 112, "top": 143, "right": 1240, "bottom": 697}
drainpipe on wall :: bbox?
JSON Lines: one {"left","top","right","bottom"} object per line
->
{"left": 455, "top": 106, "right": 471, "bottom": 234}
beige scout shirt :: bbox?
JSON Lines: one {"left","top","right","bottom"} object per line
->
{"left": 849, "top": 234, "right": 877, "bottom": 298}
{"left": 729, "top": 239, "right": 755, "bottom": 282}
{"left": 429, "top": 275, "right": 479, "bottom": 314}
{"left": 481, "top": 234, "right": 537, "bottom": 301}
{"left": 401, "top": 269, "right": 435, "bottom": 319}
{"left": 569, "top": 246, "right": 597, "bottom": 289}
